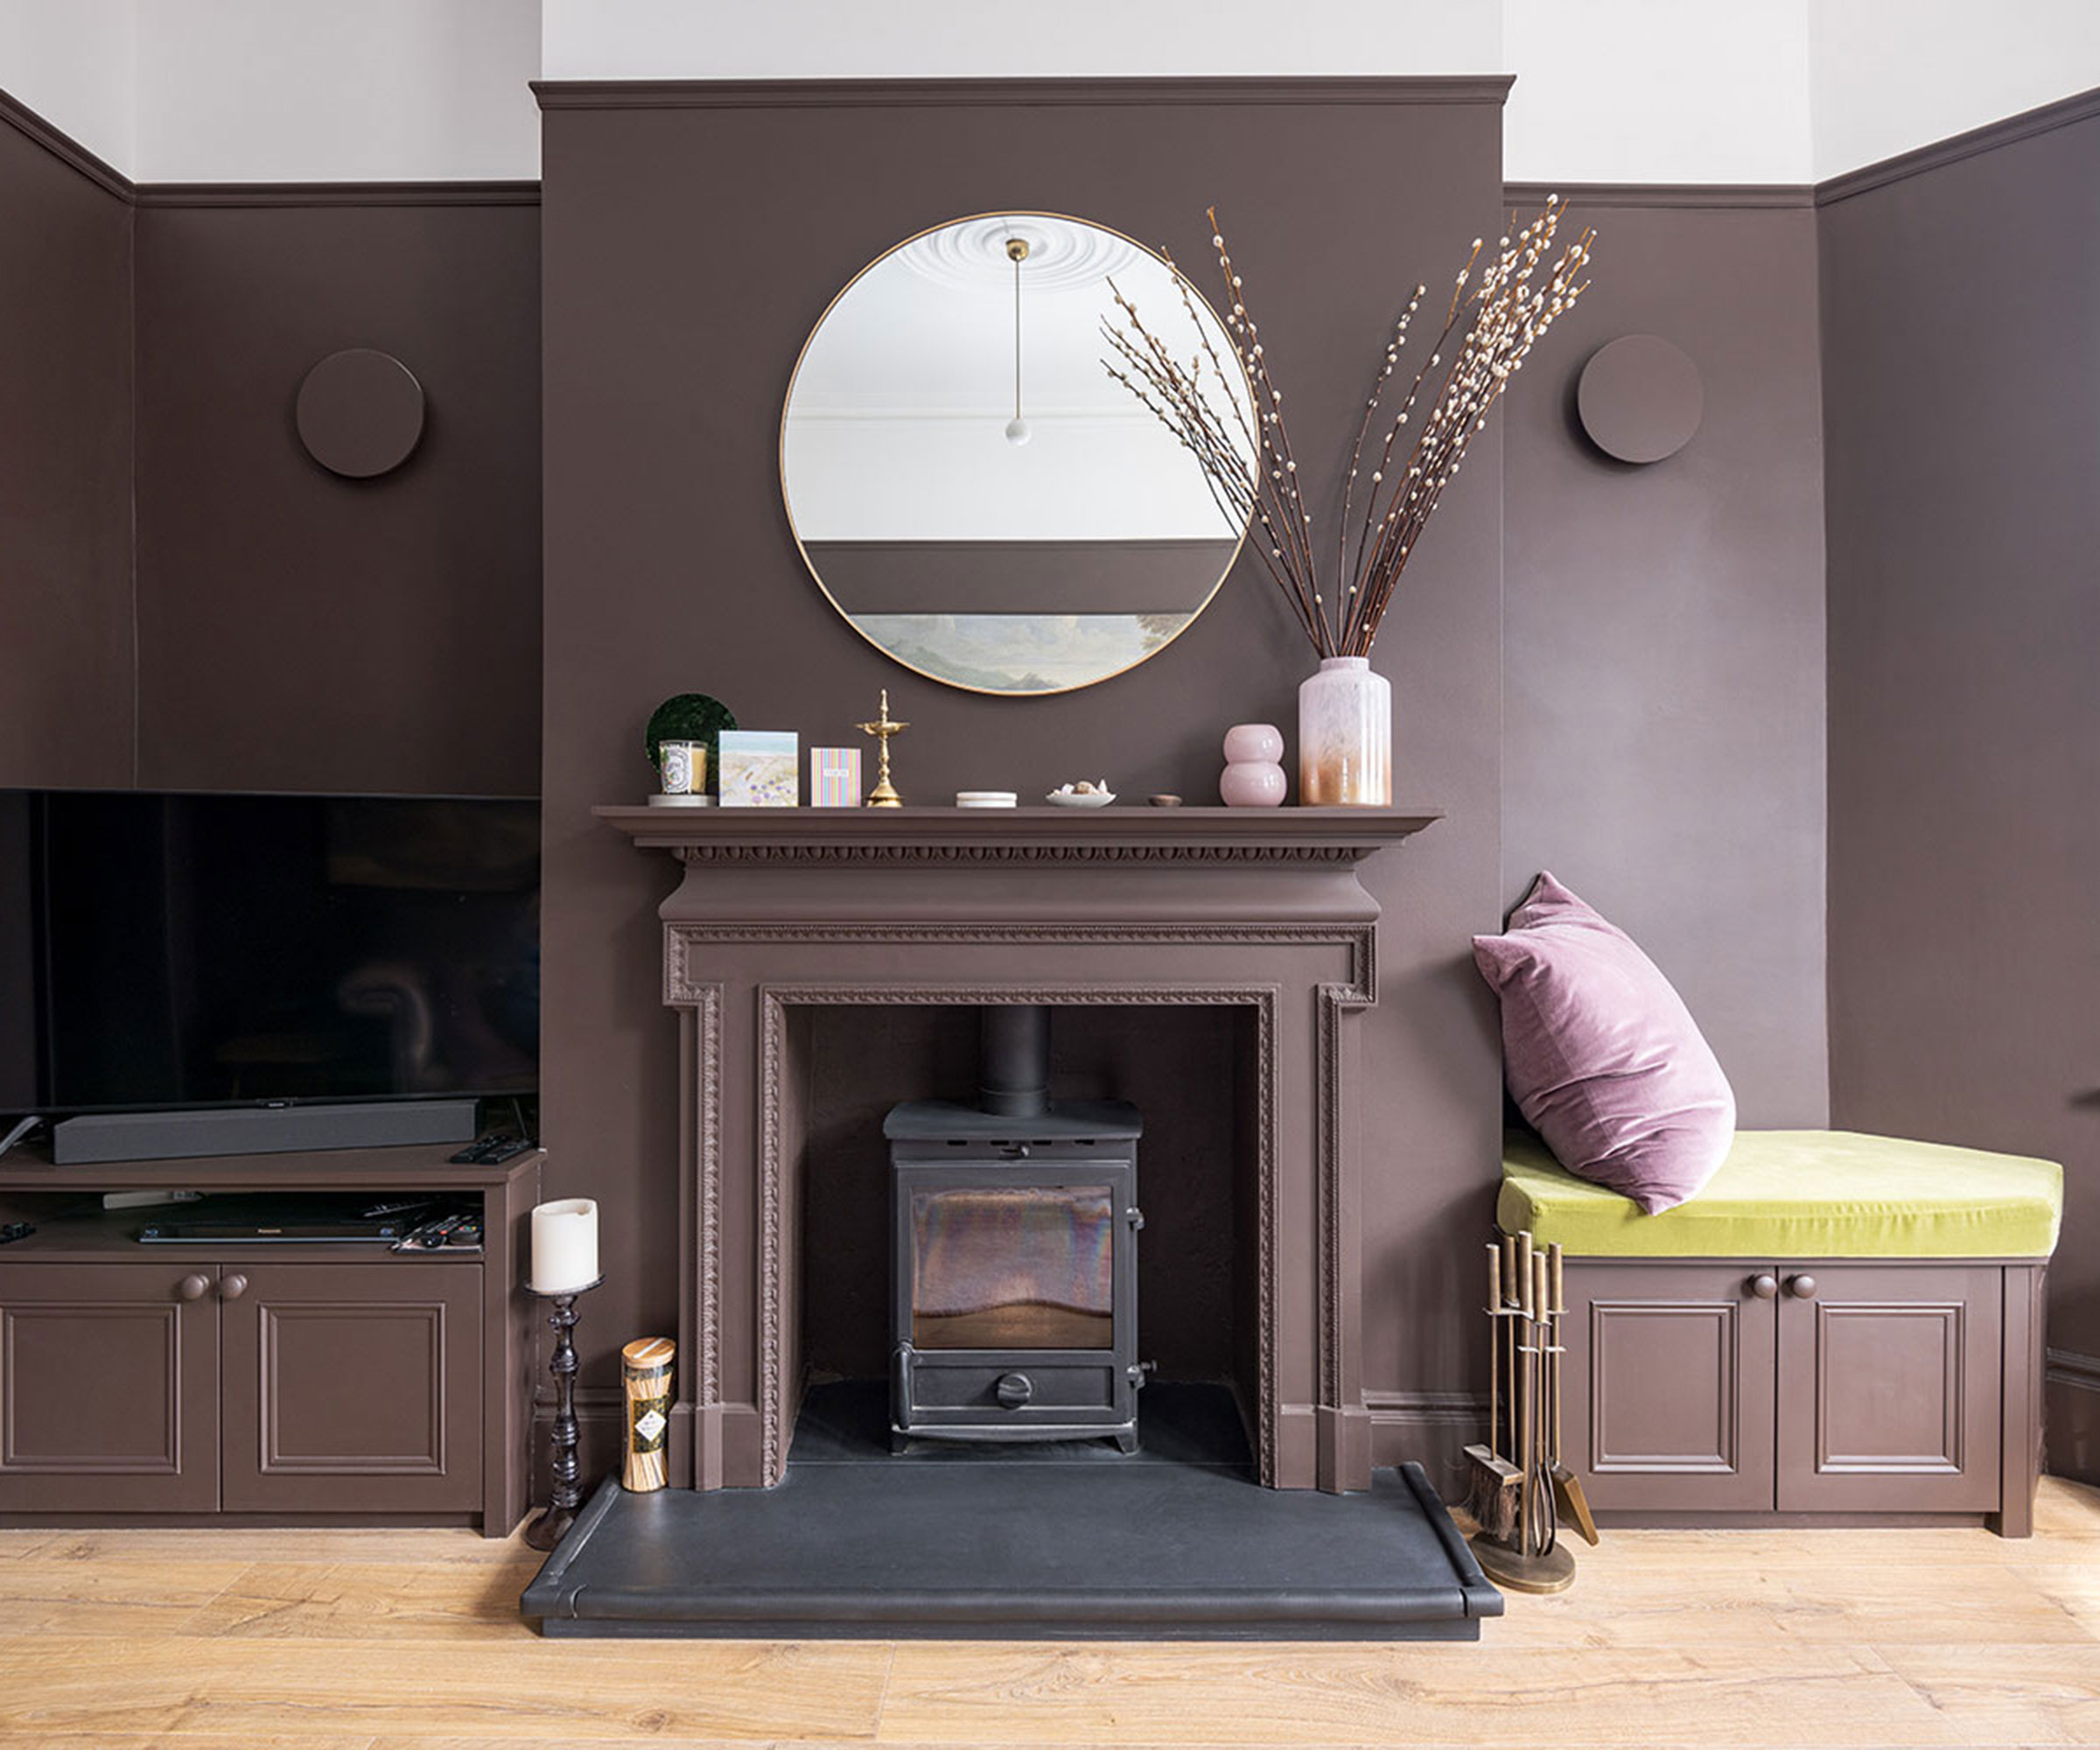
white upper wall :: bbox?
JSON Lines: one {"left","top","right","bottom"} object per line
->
{"left": 1502, "top": 0, "right": 1814, "bottom": 184}
{"left": 1808, "top": 0, "right": 2100, "bottom": 178}
{"left": 0, "top": 0, "right": 136, "bottom": 173}
{"left": 132, "top": 0, "right": 541, "bottom": 182}
{"left": 540, "top": 0, "right": 1501, "bottom": 80}
{"left": 7, "top": 1, "right": 2100, "bottom": 186}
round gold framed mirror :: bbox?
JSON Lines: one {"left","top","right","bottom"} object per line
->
{"left": 781, "top": 213, "right": 1255, "bottom": 696}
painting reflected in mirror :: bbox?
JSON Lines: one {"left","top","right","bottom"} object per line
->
{"left": 781, "top": 214, "right": 1255, "bottom": 695}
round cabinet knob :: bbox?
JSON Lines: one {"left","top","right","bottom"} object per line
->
{"left": 220, "top": 1273, "right": 249, "bottom": 1300}
{"left": 995, "top": 1371, "right": 1034, "bottom": 1409}
{"left": 1749, "top": 1273, "right": 1779, "bottom": 1299}
{"left": 1788, "top": 1273, "right": 1817, "bottom": 1299}
{"left": 178, "top": 1274, "right": 210, "bottom": 1302}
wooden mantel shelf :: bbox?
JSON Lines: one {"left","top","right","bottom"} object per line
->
{"left": 594, "top": 804, "right": 1441, "bottom": 867}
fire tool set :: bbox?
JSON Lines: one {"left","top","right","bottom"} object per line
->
{"left": 1465, "top": 1229, "right": 1599, "bottom": 1593}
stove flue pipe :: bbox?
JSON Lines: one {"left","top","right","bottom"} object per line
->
{"left": 978, "top": 1004, "right": 1052, "bottom": 1118}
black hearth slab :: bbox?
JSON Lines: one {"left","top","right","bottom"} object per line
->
{"left": 522, "top": 1459, "right": 1501, "bottom": 1641}
{"left": 794, "top": 1378, "right": 1251, "bottom": 1467}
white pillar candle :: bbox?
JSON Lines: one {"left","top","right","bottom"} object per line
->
{"left": 529, "top": 1198, "right": 599, "bottom": 1293}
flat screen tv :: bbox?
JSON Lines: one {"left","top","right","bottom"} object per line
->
{"left": 0, "top": 790, "right": 538, "bottom": 1118}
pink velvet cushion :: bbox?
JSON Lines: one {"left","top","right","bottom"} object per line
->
{"left": 1473, "top": 872, "right": 1736, "bottom": 1214}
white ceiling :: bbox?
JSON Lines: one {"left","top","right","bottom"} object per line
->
{"left": 3, "top": 0, "right": 2096, "bottom": 184}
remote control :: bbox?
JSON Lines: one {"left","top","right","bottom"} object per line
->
{"left": 448, "top": 1132, "right": 535, "bottom": 1165}
{"left": 361, "top": 1197, "right": 439, "bottom": 1221}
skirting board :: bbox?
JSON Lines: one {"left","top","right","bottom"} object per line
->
{"left": 1369, "top": 1392, "right": 1488, "bottom": 1504}
{"left": 531, "top": 1391, "right": 626, "bottom": 1503}
{"left": 2047, "top": 1348, "right": 2100, "bottom": 1484}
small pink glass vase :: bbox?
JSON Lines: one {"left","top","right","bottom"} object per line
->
{"left": 1221, "top": 723, "right": 1287, "bottom": 808}
{"left": 1298, "top": 656, "right": 1391, "bottom": 806}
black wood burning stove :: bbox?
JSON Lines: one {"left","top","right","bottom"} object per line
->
{"left": 887, "top": 1006, "right": 1145, "bottom": 1452}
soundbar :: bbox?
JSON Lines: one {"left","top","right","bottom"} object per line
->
{"left": 52, "top": 1099, "right": 480, "bottom": 1166}
{"left": 138, "top": 1218, "right": 405, "bottom": 1243}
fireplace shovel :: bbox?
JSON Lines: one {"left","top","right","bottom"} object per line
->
{"left": 1545, "top": 1244, "right": 1600, "bottom": 1545}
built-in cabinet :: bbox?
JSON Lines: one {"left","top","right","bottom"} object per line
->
{"left": 0, "top": 1261, "right": 220, "bottom": 1513}
{"left": 0, "top": 1259, "right": 481, "bottom": 1514}
{"left": 0, "top": 1145, "right": 538, "bottom": 1533}
{"left": 1560, "top": 1257, "right": 2042, "bottom": 1534}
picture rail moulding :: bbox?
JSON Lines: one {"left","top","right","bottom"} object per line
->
{"left": 531, "top": 76, "right": 1516, "bottom": 113}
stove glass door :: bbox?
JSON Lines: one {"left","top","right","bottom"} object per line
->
{"left": 908, "top": 1183, "right": 1116, "bottom": 1350}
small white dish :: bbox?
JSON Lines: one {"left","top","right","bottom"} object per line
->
{"left": 956, "top": 791, "right": 1018, "bottom": 808}
{"left": 1045, "top": 787, "right": 1116, "bottom": 808}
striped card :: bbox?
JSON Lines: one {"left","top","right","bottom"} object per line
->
{"left": 810, "top": 746, "right": 862, "bottom": 808}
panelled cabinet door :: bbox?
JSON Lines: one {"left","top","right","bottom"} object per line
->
{"left": 0, "top": 1262, "right": 220, "bottom": 1512}
{"left": 1774, "top": 1264, "right": 2001, "bottom": 1511}
{"left": 219, "top": 1262, "right": 482, "bottom": 1512}
{"left": 1562, "top": 1263, "right": 1777, "bottom": 1511}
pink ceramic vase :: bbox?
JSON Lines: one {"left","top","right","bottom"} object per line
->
{"left": 1221, "top": 723, "right": 1287, "bottom": 807}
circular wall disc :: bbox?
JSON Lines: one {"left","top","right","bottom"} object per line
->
{"left": 1577, "top": 334, "right": 1703, "bottom": 465}
{"left": 296, "top": 348, "right": 425, "bottom": 478}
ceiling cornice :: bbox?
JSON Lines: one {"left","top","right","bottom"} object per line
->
{"left": 1816, "top": 83, "right": 2100, "bottom": 206}
{"left": 1505, "top": 181, "right": 1813, "bottom": 211}
{"left": 0, "top": 87, "right": 130, "bottom": 201}
{"left": 532, "top": 75, "right": 1516, "bottom": 112}
{"left": 133, "top": 181, "right": 541, "bottom": 208}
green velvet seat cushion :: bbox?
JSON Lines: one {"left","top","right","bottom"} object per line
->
{"left": 1500, "top": 1130, "right": 2062, "bottom": 1258}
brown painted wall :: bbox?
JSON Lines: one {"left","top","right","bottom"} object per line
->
{"left": 537, "top": 85, "right": 1511, "bottom": 1424}
{"left": 1821, "top": 108, "right": 2100, "bottom": 1474}
{"left": 0, "top": 106, "right": 135, "bottom": 788}
{"left": 1502, "top": 198, "right": 1830, "bottom": 1126}
{"left": 133, "top": 199, "right": 543, "bottom": 796}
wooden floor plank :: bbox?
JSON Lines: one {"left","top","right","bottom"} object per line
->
{"left": 0, "top": 1558, "right": 251, "bottom": 1637}
{"left": 2012, "top": 1561, "right": 2100, "bottom": 1635}
{"left": 20, "top": 1528, "right": 531, "bottom": 1566}
{"left": 181, "top": 1561, "right": 543, "bottom": 1642}
{"left": 1874, "top": 1643, "right": 2100, "bottom": 1746}
{"left": 360, "top": 1731, "right": 1578, "bottom": 1747}
{"left": 1488, "top": 1558, "right": 2090, "bottom": 1648}
{"left": 0, "top": 1639, "right": 892, "bottom": 1742}
{"left": 2031, "top": 1476, "right": 2100, "bottom": 1536}
{"left": 873, "top": 1643, "right": 1963, "bottom": 1747}
{"left": 4, "top": 1736, "right": 376, "bottom": 1750}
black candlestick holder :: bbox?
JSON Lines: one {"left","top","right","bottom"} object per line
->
{"left": 524, "top": 1275, "right": 604, "bottom": 1552}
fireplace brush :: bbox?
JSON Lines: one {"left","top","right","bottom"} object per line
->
{"left": 1465, "top": 1228, "right": 1579, "bottom": 1593}
{"left": 1461, "top": 1241, "right": 1522, "bottom": 1541}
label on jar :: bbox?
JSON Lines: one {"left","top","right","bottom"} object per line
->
{"left": 632, "top": 1401, "right": 668, "bottom": 1451}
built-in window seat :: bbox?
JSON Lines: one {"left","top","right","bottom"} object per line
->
{"left": 1502, "top": 1130, "right": 2062, "bottom": 1536}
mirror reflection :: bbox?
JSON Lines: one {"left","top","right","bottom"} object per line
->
{"left": 782, "top": 213, "right": 1254, "bottom": 695}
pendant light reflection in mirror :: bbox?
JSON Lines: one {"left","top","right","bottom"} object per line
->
{"left": 1004, "top": 235, "right": 1031, "bottom": 446}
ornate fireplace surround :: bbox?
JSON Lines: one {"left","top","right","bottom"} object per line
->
{"left": 601, "top": 804, "right": 1437, "bottom": 1494}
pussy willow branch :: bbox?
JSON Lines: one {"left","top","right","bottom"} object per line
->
{"left": 1103, "top": 198, "right": 1593, "bottom": 661}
